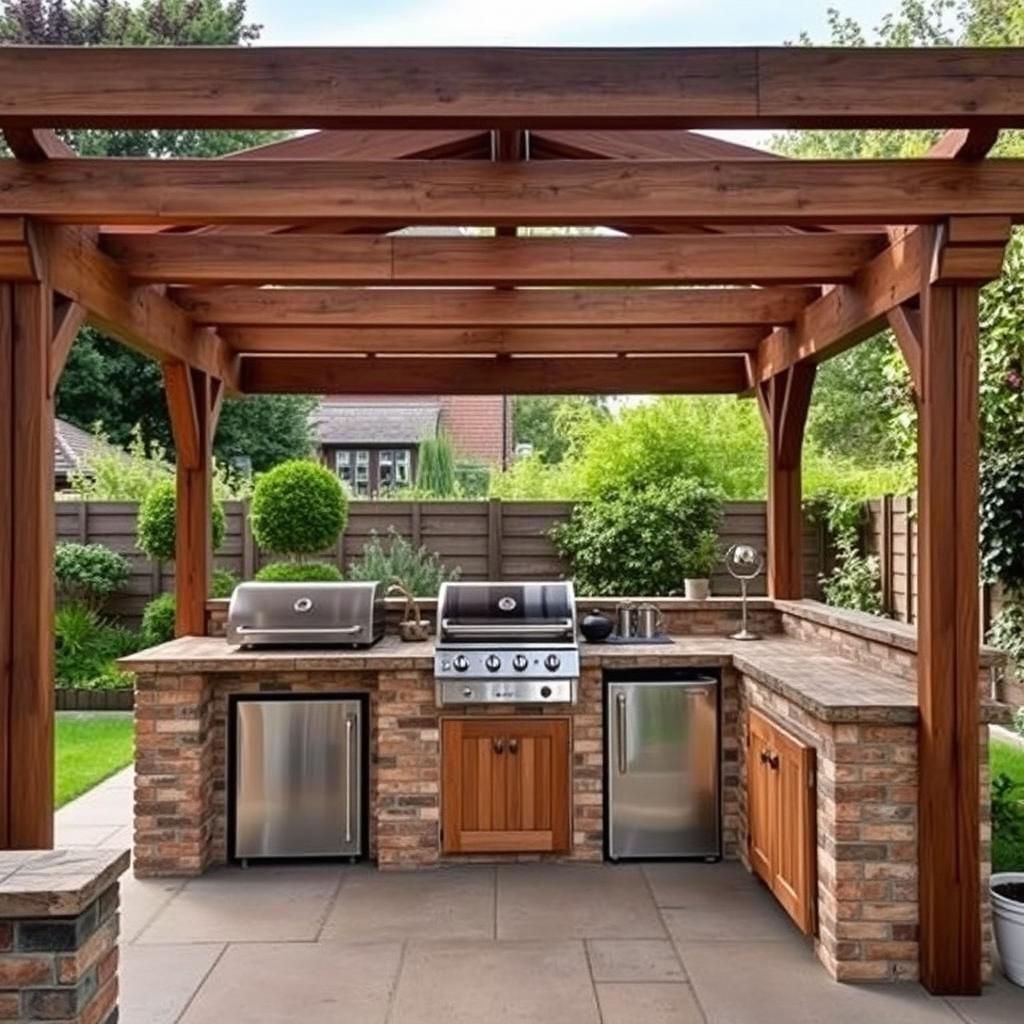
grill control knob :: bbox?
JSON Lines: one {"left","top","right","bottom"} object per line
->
{"left": 485, "top": 654, "right": 502, "bottom": 673}
{"left": 512, "top": 654, "right": 529, "bottom": 672}
{"left": 540, "top": 685, "right": 553, "bottom": 699}
{"left": 462, "top": 687, "right": 473, "bottom": 698}
{"left": 544, "top": 654, "right": 561, "bottom": 672}
{"left": 453, "top": 654, "right": 470, "bottom": 673}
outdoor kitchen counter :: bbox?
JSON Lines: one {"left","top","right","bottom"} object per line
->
{"left": 121, "top": 633, "right": 1008, "bottom": 726}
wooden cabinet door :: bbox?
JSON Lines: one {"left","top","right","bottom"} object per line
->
{"left": 747, "top": 709, "right": 776, "bottom": 885}
{"left": 770, "top": 722, "right": 817, "bottom": 935}
{"left": 441, "top": 718, "right": 570, "bottom": 855}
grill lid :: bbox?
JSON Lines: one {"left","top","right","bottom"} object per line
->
{"left": 437, "top": 581, "right": 576, "bottom": 642}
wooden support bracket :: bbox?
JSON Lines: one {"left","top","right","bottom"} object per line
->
{"left": 886, "top": 304, "right": 923, "bottom": 397}
{"left": 162, "top": 361, "right": 202, "bottom": 470}
{"left": 48, "top": 295, "right": 85, "bottom": 397}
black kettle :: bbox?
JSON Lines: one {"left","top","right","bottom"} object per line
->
{"left": 580, "top": 610, "right": 613, "bottom": 642}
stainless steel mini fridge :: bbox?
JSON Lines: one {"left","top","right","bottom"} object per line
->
{"left": 233, "top": 697, "right": 363, "bottom": 860}
{"left": 606, "top": 670, "right": 720, "bottom": 860}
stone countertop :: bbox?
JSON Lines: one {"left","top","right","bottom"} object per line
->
{"left": 117, "top": 633, "right": 1017, "bottom": 726}
{"left": 0, "top": 848, "right": 130, "bottom": 918}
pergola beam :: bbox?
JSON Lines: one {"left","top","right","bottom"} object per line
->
{"left": 102, "top": 232, "right": 886, "bottom": 286}
{"left": 174, "top": 286, "right": 819, "bottom": 328}
{"left": 5, "top": 159, "right": 1024, "bottom": 225}
{"left": 4, "top": 47, "right": 1024, "bottom": 128}
{"left": 239, "top": 355, "right": 748, "bottom": 395}
{"left": 222, "top": 325, "right": 764, "bottom": 355}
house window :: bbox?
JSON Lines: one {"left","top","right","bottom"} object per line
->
{"left": 335, "top": 448, "right": 371, "bottom": 497}
{"left": 379, "top": 448, "right": 412, "bottom": 491}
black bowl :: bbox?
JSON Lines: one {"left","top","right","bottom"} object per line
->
{"left": 580, "top": 611, "right": 613, "bottom": 642}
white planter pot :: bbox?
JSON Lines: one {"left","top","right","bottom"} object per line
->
{"left": 684, "top": 578, "right": 710, "bottom": 601}
{"left": 992, "top": 872, "right": 1024, "bottom": 987}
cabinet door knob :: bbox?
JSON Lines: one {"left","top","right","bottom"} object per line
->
{"left": 768, "top": 752, "right": 780, "bottom": 771}
{"left": 493, "top": 737, "right": 505, "bottom": 755}
{"left": 509, "top": 738, "right": 519, "bottom": 754}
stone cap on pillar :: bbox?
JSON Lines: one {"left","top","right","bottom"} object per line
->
{"left": 0, "top": 848, "right": 129, "bottom": 918}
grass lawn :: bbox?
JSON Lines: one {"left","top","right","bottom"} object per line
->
{"left": 55, "top": 713, "right": 134, "bottom": 809}
{"left": 992, "top": 733, "right": 1024, "bottom": 874}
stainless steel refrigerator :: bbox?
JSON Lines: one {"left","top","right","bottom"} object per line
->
{"left": 606, "top": 670, "right": 720, "bottom": 860}
{"left": 234, "top": 697, "right": 363, "bottom": 860}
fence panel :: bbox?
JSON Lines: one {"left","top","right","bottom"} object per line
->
{"left": 55, "top": 497, "right": 826, "bottom": 624}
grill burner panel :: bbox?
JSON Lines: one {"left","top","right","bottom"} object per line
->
{"left": 435, "top": 581, "right": 579, "bottom": 705}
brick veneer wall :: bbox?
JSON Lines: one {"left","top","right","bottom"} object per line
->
{"left": 736, "top": 675, "right": 993, "bottom": 983}
{"left": 0, "top": 883, "right": 120, "bottom": 1023}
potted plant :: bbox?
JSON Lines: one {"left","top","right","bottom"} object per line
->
{"left": 992, "top": 872, "right": 1024, "bottom": 986}
{"left": 388, "top": 580, "right": 431, "bottom": 642}
{"left": 681, "top": 529, "right": 720, "bottom": 601}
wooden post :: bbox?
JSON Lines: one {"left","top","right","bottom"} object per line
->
{"left": 917, "top": 263, "right": 981, "bottom": 994}
{"left": 0, "top": 279, "right": 56, "bottom": 849}
{"left": 163, "top": 363, "right": 221, "bottom": 637}
{"left": 487, "top": 498, "right": 503, "bottom": 580}
{"left": 880, "top": 493, "right": 894, "bottom": 617}
{"left": 759, "top": 364, "right": 816, "bottom": 600}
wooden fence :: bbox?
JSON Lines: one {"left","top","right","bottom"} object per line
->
{"left": 56, "top": 498, "right": 825, "bottom": 625}
{"left": 863, "top": 494, "right": 1009, "bottom": 632}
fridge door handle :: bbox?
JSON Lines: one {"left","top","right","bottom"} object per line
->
{"left": 345, "top": 716, "right": 355, "bottom": 845}
{"left": 616, "top": 692, "right": 627, "bottom": 774}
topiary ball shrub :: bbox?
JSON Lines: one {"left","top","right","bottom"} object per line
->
{"left": 255, "top": 561, "right": 343, "bottom": 583}
{"left": 55, "top": 542, "right": 130, "bottom": 609}
{"left": 137, "top": 480, "right": 225, "bottom": 562}
{"left": 141, "top": 592, "right": 177, "bottom": 647}
{"left": 250, "top": 460, "right": 348, "bottom": 557}
{"left": 211, "top": 569, "right": 239, "bottom": 599}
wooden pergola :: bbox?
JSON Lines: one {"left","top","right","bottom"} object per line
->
{"left": 0, "top": 45, "right": 1021, "bottom": 994}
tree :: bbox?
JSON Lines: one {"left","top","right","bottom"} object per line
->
{"left": 512, "top": 396, "right": 609, "bottom": 463}
{"left": 2, "top": 0, "right": 314, "bottom": 472}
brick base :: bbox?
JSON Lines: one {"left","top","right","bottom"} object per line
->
{"left": 0, "top": 883, "right": 120, "bottom": 1023}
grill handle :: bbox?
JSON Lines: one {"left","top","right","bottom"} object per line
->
{"left": 439, "top": 618, "right": 574, "bottom": 638}
{"left": 233, "top": 624, "right": 363, "bottom": 636}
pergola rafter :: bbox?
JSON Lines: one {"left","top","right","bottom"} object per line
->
{"left": 1, "top": 45, "right": 1020, "bottom": 997}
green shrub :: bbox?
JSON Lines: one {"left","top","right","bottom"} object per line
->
{"left": 554, "top": 478, "right": 722, "bottom": 596}
{"left": 348, "top": 528, "right": 459, "bottom": 596}
{"left": 141, "top": 592, "right": 177, "bottom": 647}
{"left": 250, "top": 460, "right": 348, "bottom": 556}
{"left": 255, "top": 561, "right": 344, "bottom": 583}
{"left": 680, "top": 529, "right": 721, "bottom": 579}
{"left": 416, "top": 435, "right": 457, "bottom": 497}
{"left": 989, "top": 602, "right": 1024, "bottom": 664}
{"left": 137, "top": 480, "right": 225, "bottom": 562}
{"left": 55, "top": 543, "right": 130, "bottom": 608}
{"left": 55, "top": 601, "right": 140, "bottom": 690}
{"left": 818, "top": 537, "right": 883, "bottom": 615}
{"left": 211, "top": 569, "right": 239, "bottom": 599}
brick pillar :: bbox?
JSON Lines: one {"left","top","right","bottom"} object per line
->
{"left": 134, "top": 672, "right": 215, "bottom": 876}
{"left": 0, "top": 850, "right": 128, "bottom": 1023}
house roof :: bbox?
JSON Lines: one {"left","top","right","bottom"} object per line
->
{"left": 54, "top": 418, "right": 115, "bottom": 480}
{"left": 311, "top": 401, "right": 441, "bottom": 446}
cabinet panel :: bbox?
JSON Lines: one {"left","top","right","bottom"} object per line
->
{"left": 442, "top": 718, "right": 570, "bottom": 855}
{"left": 746, "top": 708, "right": 817, "bottom": 936}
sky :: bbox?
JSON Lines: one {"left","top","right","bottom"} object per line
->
{"left": 245, "top": 0, "right": 898, "bottom": 48}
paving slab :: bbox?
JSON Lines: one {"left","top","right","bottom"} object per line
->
{"left": 119, "top": 943, "right": 224, "bottom": 1024}
{"left": 389, "top": 940, "right": 599, "bottom": 1024}
{"left": 586, "top": 939, "right": 686, "bottom": 982}
{"left": 321, "top": 865, "right": 495, "bottom": 942}
{"left": 136, "top": 864, "right": 343, "bottom": 944}
{"left": 52, "top": 822, "right": 122, "bottom": 848}
{"left": 643, "top": 860, "right": 764, "bottom": 907}
{"left": 595, "top": 982, "right": 705, "bottom": 1024}
{"left": 661, "top": 886, "right": 798, "bottom": 943}
{"left": 945, "top": 969, "right": 1024, "bottom": 1023}
{"left": 679, "top": 938, "right": 963, "bottom": 1024}
{"left": 118, "top": 873, "right": 187, "bottom": 944}
{"left": 179, "top": 941, "right": 402, "bottom": 1024}
{"left": 497, "top": 864, "right": 664, "bottom": 940}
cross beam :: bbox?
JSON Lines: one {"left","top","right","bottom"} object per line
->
{"left": 3, "top": 47, "right": 1024, "bottom": 128}
{"left": 173, "top": 286, "right": 818, "bottom": 329}
{"left": 101, "top": 232, "right": 886, "bottom": 286}
{"left": 4, "top": 160, "right": 1024, "bottom": 225}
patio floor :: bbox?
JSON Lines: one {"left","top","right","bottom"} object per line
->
{"left": 59, "top": 768, "right": 1024, "bottom": 1024}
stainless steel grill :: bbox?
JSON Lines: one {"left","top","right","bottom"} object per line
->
{"left": 434, "top": 581, "right": 579, "bottom": 705}
{"left": 226, "top": 581, "right": 385, "bottom": 648}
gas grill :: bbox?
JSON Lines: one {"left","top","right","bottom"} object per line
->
{"left": 434, "top": 581, "right": 579, "bottom": 705}
{"left": 226, "top": 581, "right": 385, "bottom": 648}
